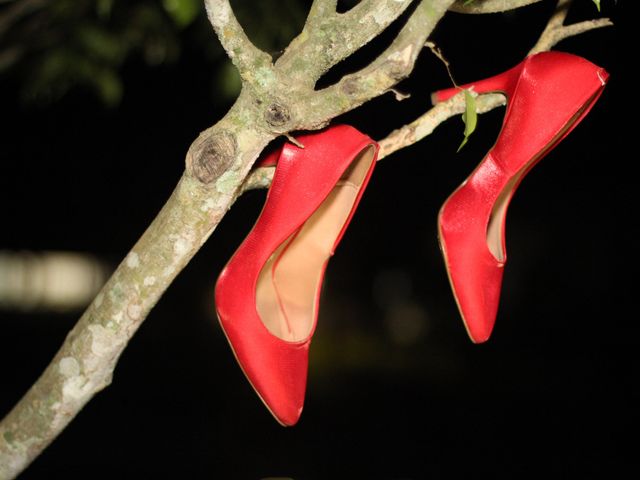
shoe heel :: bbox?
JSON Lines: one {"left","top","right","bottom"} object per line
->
{"left": 431, "top": 61, "right": 524, "bottom": 105}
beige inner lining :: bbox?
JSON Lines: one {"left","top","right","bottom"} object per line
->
{"left": 486, "top": 91, "right": 602, "bottom": 262}
{"left": 256, "top": 146, "right": 375, "bottom": 341}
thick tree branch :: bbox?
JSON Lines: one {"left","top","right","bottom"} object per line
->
{"left": 449, "top": 0, "right": 542, "bottom": 14}
{"left": 0, "top": 176, "right": 219, "bottom": 479}
{"left": 0, "top": 92, "right": 277, "bottom": 479}
{"left": 241, "top": 92, "right": 505, "bottom": 192}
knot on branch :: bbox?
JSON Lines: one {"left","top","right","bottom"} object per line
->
{"left": 385, "top": 44, "right": 415, "bottom": 80}
{"left": 187, "top": 131, "right": 237, "bottom": 184}
{"left": 264, "top": 102, "right": 291, "bottom": 128}
{"left": 341, "top": 78, "right": 361, "bottom": 97}
{"left": 387, "top": 61, "right": 410, "bottom": 81}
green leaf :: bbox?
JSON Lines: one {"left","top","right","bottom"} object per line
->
{"left": 76, "top": 25, "right": 126, "bottom": 64}
{"left": 457, "top": 89, "right": 477, "bottom": 152}
{"left": 94, "top": 68, "right": 123, "bottom": 107}
{"left": 593, "top": 0, "right": 601, "bottom": 12}
{"left": 162, "top": 0, "right": 201, "bottom": 28}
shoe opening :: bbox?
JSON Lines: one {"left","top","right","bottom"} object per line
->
{"left": 486, "top": 88, "right": 606, "bottom": 263}
{"left": 256, "top": 145, "right": 376, "bottom": 342}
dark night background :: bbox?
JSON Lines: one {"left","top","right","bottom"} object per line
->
{"left": 0, "top": 1, "right": 636, "bottom": 478}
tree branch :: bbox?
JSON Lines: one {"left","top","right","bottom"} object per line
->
{"left": 276, "top": 0, "right": 414, "bottom": 88}
{"left": 379, "top": 92, "right": 504, "bottom": 158}
{"left": 299, "top": 0, "right": 455, "bottom": 126}
{"left": 0, "top": 176, "right": 213, "bottom": 479}
{"left": 306, "top": 0, "right": 338, "bottom": 26}
{"left": 529, "top": 0, "right": 612, "bottom": 54}
{"left": 377, "top": 0, "right": 612, "bottom": 159}
{"left": 371, "top": 0, "right": 613, "bottom": 160}
{"left": 204, "top": 0, "right": 274, "bottom": 85}
{"left": 0, "top": 0, "right": 445, "bottom": 470}
{"left": 241, "top": 90, "right": 504, "bottom": 192}
{"left": 449, "top": 0, "right": 542, "bottom": 14}
{"left": 0, "top": 93, "right": 277, "bottom": 479}
{"left": 242, "top": 0, "right": 611, "bottom": 190}
{"left": 332, "top": 0, "right": 415, "bottom": 67}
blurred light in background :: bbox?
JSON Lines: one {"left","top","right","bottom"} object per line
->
{"left": 384, "top": 300, "right": 430, "bottom": 346}
{"left": 0, "top": 250, "right": 109, "bottom": 312}
{"left": 372, "top": 268, "right": 412, "bottom": 309}
{"left": 373, "top": 268, "right": 431, "bottom": 345}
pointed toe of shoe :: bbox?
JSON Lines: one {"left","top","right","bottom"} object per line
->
{"left": 448, "top": 258, "right": 504, "bottom": 344}
{"left": 439, "top": 209, "right": 504, "bottom": 344}
{"left": 216, "top": 305, "right": 309, "bottom": 426}
{"left": 270, "top": 397, "right": 304, "bottom": 427}
{"left": 251, "top": 344, "right": 309, "bottom": 427}
{"left": 463, "top": 306, "right": 498, "bottom": 344}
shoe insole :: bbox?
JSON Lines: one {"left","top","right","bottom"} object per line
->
{"left": 256, "top": 146, "right": 375, "bottom": 342}
{"left": 486, "top": 89, "right": 604, "bottom": 262}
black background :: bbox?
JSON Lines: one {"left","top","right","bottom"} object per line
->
{"left": 1, "top": 1, "right": 636, "bottom": 478}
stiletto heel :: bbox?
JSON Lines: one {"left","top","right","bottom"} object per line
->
{"left": 431, "top": 62, "right": 522, "bottom": 105}
{"left": 215, "top": 125, "right": 378, "bottom": 425}
{"left": 432, "top": 51, "right": 608, "bottom": 343}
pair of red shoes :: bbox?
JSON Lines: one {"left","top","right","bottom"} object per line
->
{"left": 215, "top": 51, "right": 609, "bottom": 426}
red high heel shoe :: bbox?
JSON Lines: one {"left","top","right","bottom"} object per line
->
{"left": 432, "top": 51, "right": 608, "bottom": 343}
{"left": 215, "top": 125, "right": 378, "bottom": 425}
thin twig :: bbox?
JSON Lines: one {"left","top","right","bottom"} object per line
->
{"left": 425, "top": 41, "right": 457, "bottom": 86}
{"left": 378, "top": 92, "right": 505, "bottom": 159}
{"left": 545, "top": 0, "right": 572, "bottom": 29}
{"left": 530, "top": 18, "right": 613, "bottom": 54}
{"left": 379, "top": 0, "right": 612, "bottom": 160}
